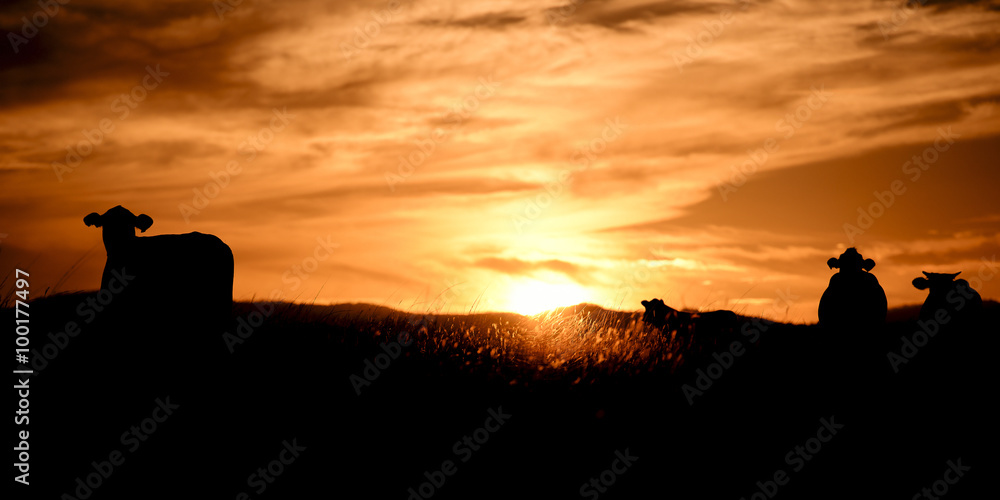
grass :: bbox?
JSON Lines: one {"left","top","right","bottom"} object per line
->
{"left": 11, "top": 291, "right": 997, "bottom": 499}
{"left": 231, "top": 296, "right": 997, "bottom": 385}
{"left": 229, "top": 299, "right": 732, "bottom": 385}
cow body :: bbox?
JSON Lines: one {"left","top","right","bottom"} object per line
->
{"left": 105, "top": 232, "right": 234, "bottom": 315}
{"left": 913, "top": 272, "right": 983, "bottom": 322}
{"left": 85, "top": 206, "right": 234, "bottom": 366}
{"left": 818, "top": 248, "right": 886, "bottom": 328}
{"left": 81, "top": 206, "right": 236, "bottom": 495}
{"left": 642, "top": 298, "right": 738, "bottom": 347}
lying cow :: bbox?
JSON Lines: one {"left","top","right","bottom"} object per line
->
{"left": 818, "top": 248, "right": 887, "bottom": 329}
{"left": 641, "top": 298, "right": 738, "bottom": 348}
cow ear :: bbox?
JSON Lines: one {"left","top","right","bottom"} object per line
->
{"left": 135, "top": 214, "right": 153, "bottom": 233}
{"left": 827, "top": 258, "right": 839, "bottom": 269}
{"left": 862, "top": 259, "right": 876, "bottom": 272}
{"left": 912, "top": 278, "right": 929, "bottom": 290}
{"left": 84, "top": 213, "right": 103, "bottom": 227}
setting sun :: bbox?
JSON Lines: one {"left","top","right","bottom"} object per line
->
{"left": 503, "top": 279, "right": 593, "bottom": 316}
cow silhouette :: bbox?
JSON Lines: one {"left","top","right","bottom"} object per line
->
{"left": 641, "top": 298, "right": 738, "bottom": 347}
{"left": 912, "top": 271, "right": 983, "bottom": 322}
{"left": 818, "top": 248, "right": 887, "bottom": 328}
{"left": 84, "top": 205, "right": 234, "bottom": 348}
{"left": 80, "top": 206, "right": 236, "bottom": 494}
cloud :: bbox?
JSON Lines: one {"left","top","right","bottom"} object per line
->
{"left": 417, "top": 12, "right": 528, "bottom": 29}
{"left": 545, "top": 0, "right": 739, "bottom": 29}
{"left": 847, "top": 93, "right": 1000, "bottom": 138}
{"left": 623, "top": 135, "right": 1000, "bottom": 242}
{"left": 474, "top": 257, "right": 586, "bottom": 280}
{"left": 913, "top": 0, "right": 1000, "bottom": 12}
{"left": 1, "top": 1, "right": 282, "bottom": 106}
{"left": 884, "top": 238, "right": 1000, "bottom": 267}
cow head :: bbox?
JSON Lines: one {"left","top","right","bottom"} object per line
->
{"left": 827, "top": 247, "right": 875, "bottom": 273}
{"left": 912, "top": 271, "right": 961, "bottom": 291}
{"left": 84, "top": 206, "right": 154, "bottom": 252}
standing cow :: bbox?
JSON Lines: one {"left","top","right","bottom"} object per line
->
{"left": 912, "top": 271, "right": 983, "bottom": 322}
{"left": 84, "top": 205, "right": 234, "bottom": 364}
{"left": 82, "top": 206, "right": 236, "bottom": 494}
{"left": 85, "top": 206, "right": 233, "bottom": 316}
{"left": 818, "top": 248, "right": 887, "bottom": 328}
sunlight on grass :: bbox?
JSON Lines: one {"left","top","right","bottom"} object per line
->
{"left": 249, "top": 299, "right": 698, "bottom": 385}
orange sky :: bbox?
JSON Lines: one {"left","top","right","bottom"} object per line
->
{"left": 2, "top": 0, "right": 999, "bottom": 321}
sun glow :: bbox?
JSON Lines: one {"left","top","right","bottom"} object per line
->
{"left": 504, "top": 280, "right": 593, "bottom": 316}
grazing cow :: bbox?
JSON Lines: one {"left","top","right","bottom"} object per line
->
{"left": 818, "top": 248, "right": 887, "bottom": 328}
{"left": 641, "top": 298, "right": 738, "bottom": 347}
{"left": 912, "top": 272, "right": 983, "bottom": 322}
{"left": 84, "top": 206, "right": 234, "bottom": 336}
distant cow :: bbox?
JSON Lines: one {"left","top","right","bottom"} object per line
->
{"left": 818, "top": 248, "right": 887, "bottom": 328}
{"left": 912, "top": 272, "right": 983, "bottom": 322}
{"left": 641, "top": 298, "right": 738, "bottom": 347}
{"left": 84, "top": 205, "right": 234, "bottom": 334}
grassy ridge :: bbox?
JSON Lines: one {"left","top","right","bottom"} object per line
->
{"left": 10, "top": 293, "right": 996, "bottom": 499}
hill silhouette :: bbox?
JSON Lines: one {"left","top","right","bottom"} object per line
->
{"left": 10, "top": 293, "right": 996, "bottom": 499}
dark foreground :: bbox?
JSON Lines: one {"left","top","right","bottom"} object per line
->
{"left": 14, "top": 294, "right": 996, "bottom": 499}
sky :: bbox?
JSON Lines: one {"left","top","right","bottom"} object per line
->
{"left": 1, "top": 0, "right": 999, "bottom": 321}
